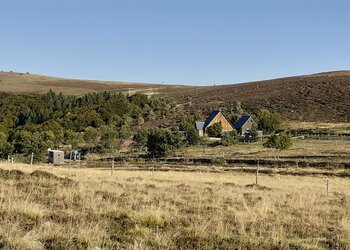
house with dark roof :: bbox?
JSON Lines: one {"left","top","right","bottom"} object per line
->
{"left": 234, "top": 115, "right": 257, "bottom": 136}
{"left": 195, "top": 110, "right": 235, "bottom": 137}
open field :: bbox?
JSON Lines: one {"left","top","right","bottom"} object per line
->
{"left": 88, "top": 138, "right": 350, "bottom": 170}
{"left": 184, "top": 138, "right": 350, "bottom": 163}
{"left": 0, "top": 163, "right": 350, "bottom": 249}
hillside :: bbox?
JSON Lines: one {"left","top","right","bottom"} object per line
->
{"left": 167, "top": 71, "right": 350, "bottom": 122}
{"left": 0, "top": 71, "right": 186, "bottom": 96}
{"left": 1, "top": 71, "right": 350, "bottom": 121}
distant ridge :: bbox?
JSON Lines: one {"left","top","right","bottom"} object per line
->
{"left": 1, "top": 70, "right": 349, "bottom": 121}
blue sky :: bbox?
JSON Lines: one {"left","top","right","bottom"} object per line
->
{"left": 1, "top": 0, "right": 350, "bottom": 85}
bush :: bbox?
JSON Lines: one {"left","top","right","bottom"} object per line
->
{"left": 134, "top": 128, "right": 149, "bottom": 148}
{"left": 207, "top": 123, "right": 223, "bottom": 137}
{"left": 186, "top": 127, "right": 200, "bottom": 146}
{"left": 147, "top": 128, "right": 185, "bottom": 157}
{"left": 221, "top": 131, "right": 238, "bottom": 146}
{"left": 0, "top": 132, "right": 14, "bottom": 158}
{"left": 257, "top": 108, "right": 282, "bottom": 134}
{"left": 264, "top": 132, "right": 292, "bottom": 152}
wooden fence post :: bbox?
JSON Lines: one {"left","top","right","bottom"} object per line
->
{"left": 111, "top": 159, "right": 115, "bottom": 176}
{"left": 78, "top": 153, "right": 81, "bottom": 167}
{"left": 326, "top": 180, "right": 329, "bottom": 195}
{"left": 30, "top": 152, "right": 34, "bottom": 167}
{"left": 256, "top": 160, "right": 259, "bottom": 185}
{"left": 11, "top": 157, "right": 13, "bottom": 165}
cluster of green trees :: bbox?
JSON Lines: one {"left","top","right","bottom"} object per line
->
{"left": 0, "top": 91, "right": 176, "bottom": 160}
{"left": 0, "top": 89, "right": 293, "bottom": 160}
{"left": 134, "top": 113, "right": 203, "bottom": 157}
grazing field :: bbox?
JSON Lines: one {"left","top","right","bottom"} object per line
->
{"left": 0, "top": 163, "right": 349, "bottom": 249}
{"left": 184, "top": 138, "right": 350, "bottom": 162}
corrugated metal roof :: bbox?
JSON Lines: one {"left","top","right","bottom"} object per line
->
{"left": 195, "top": 121, "right": 205, "bottom": 130}
{"left": 234, "top": 115, "right": 252, "bottom": 129}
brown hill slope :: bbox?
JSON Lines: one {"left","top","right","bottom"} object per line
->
{"left": 1, "top": 71, "right": 349, "bottom": 121}
{"left": 0, "top": 71, "right": 186, "bottom": 95}
{"left": 167, "top": 71, "right": 350, "bottom": 122}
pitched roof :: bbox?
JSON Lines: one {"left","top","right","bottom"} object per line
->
{"left": 203, "top": 110, "right": 221, "bottom": 128}
{"left": 202, "top": 109, "right": 234, "bottom": 129}
{"left": 234, "top": 115, "right": 252, "bottom": 129}
{"left": 195, "top": 121, "right": 205, "bottom": 130}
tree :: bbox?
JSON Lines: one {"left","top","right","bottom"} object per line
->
{"left": 100, "top": 131, "right": 121, "bottom": 153}
{"left": 84, "top": 127, "right": 100, "bottom": 144}
{"left": 12, "top": 130, "right": 49, "bottom": 160}
{"left": 263, "top": 132, "right": 292, "bottom": 158}
{"left": 0, "top": 132, "right": 14, "bottom": 158}
{"left": 134, "top": 128, "right": 149, "bottom": 148}
{"left": 147, "top": 128, "right": 185, "bottom": 157}
{"left": 247, "top": 124, "right": 259, "bottom": 142}
{"left": 186, "top": 127, "right": 200, "bottom": 145}
{"left": 207, "top": 123, "right": 223, "bottom": 137}
{"left": 257, "top": 108, "right": 282, "bottom": 133}
{"left": 229, "top": 113, "right": 240, "bottom": 125}
{"left": 221, "top": 130, "right": 238, "bottom": 146}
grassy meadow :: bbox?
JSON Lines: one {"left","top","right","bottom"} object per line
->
{"left": 0, "top": 163, "right": 350, "bottom": 249}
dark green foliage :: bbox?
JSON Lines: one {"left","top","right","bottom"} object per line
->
{"left": 264, "top": 132, "right": 293, "bottom": 151}
{"left": 221, "top": 130, "right": 238, "bottom": 146}
{"left": 178, "top": 114, "right": 200, "bottom": 145}
{"left": 257, "top": 108, "right": 282, "bottom": 133}
{"left": 0, "top": 132, "right": 14, "bottom": 158}
{"left": 186, "top": 127, "right": 200, "bottom": 145}
{"left": 229, "top": 113, "right": 240, "bottom": 125}
{"left": 134, "top": 128, "right": 149, "bottom": 147}
{"left": 0, "top": 91, "right": 176, "bottom": 159}
{"left": 12, "top": 129, "right": 53, "bottom": 160}
{"left": 207, "top": 123, "right": 223, "bottom": 137}
{"left": 247, "top": 124, "right": 259, "bottom": 142}
{"left": 147, "top": 128, "right": 185, "bottom": 157}
{"left": 83, "top": 127, "right": 100, "bottom": 144}
{"left": 99, "top": 130, "right": 121, "bottom": 153}
{"left": 128, "top": 93, "right": 149, "bottom": 108}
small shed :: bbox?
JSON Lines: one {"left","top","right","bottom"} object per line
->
{"left": 48, "top": 150, "right": 65, "bottom": 165}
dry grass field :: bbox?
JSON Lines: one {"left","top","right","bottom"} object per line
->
{"left": 184, "top": 138, "right": 350, "bottom": 163}
{"left": 0, "top": 163, "right": 350, "bottom": 249}
{"left": 0, "top": 72, "right": 184, "bottom": 96}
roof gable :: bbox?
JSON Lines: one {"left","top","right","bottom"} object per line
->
{"left": 234, "top": 115, "right": 253, "bottom": 129}
{"left": 203, "top": 110, "right": 220, "bottom": 128}
{"left": 203, "top": 110, "right": 234, "bottom": 129}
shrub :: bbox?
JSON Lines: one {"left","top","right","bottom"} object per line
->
{"left": 221, "top": 131, "right": 238, "bottom": 146}
{"left": 134, "top": 128, "right": 149, "bottom": 148}
{"left": 147, "top": 128, "right": 185, "bottom": 157}
{"left": 264, "top": 132, "right": 292, "bottom": 154}
{"left": 207, "top": 123, "right": 223, "bottom": 137}
{"left": 257, "top": 108, "right": 282, "bottom": 134}
{"left": 186, "top": 127, "right": 200, "bottom": 146}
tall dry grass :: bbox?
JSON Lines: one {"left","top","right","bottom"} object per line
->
{"left": 0, "top": 163, "right": 349, "bottom": 249}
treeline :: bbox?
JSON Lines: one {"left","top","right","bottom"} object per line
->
{"left": 0, "top": 90, "right": 176, "bottom": 160}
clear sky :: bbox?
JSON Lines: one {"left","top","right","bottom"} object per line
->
{"left": 1, "top": 0, "right": 350, "bottom": 85}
